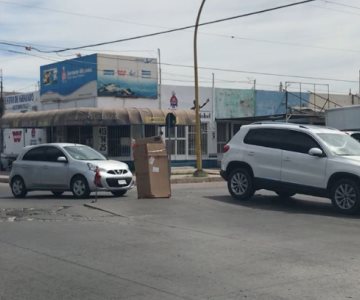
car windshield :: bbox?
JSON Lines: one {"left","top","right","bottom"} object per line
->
{"left": 64, "top": 145, "right": 106, "bottom": 160}
{"left": 317, "top": 133, "right": 360, "bottom": 156}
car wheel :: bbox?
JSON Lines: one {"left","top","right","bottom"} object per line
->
{"left": 275, "top": 191, "right": 296, "bottom": 198}
{"left": 71, "top": 175, "right": 90, "bottom": 199}
{"left": 227, "top": 168, "right": 254, "bottom": 200}
{"left": 331, "top": 178, "right": 360, "bottom": 214}
{"left": 11, "top": 176, "right": 27, "bottom": 198}
{"left": 111, "top": 190, "right": 127, "bottom": 197}
{"left": 52, "top": 191, "right": 64, "bottom": 197}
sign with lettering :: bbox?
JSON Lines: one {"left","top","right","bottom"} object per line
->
{"left": 4, "top": 92, "right": 40, "bottom": 112}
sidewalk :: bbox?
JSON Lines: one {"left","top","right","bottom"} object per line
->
{"left": 0, "top": 167, "right": 222, "bottom": 184}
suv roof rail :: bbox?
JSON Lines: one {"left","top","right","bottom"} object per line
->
{"left": 251, "top": 121, "right": 286, "bottom": 125}
{"left": 250, "top": 121, "right": 318, "bottom": 129}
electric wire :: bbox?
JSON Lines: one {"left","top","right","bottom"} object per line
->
{"left": 17, "top": 0, "right": 316, "bottom": 53}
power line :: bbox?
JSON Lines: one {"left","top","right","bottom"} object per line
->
{"left": 0, "top": 0, "right": 168, "bottom": 30}
{"left": 311, "top": 3, "right": 360, "bottom": 16}
{"left": 161, "top": 62, "right": 358, "bottom": 84}
{"left": 2, "top": 46, "right": 358, "bottom": 86}
{"left": 22, "top": 0, "right": 316, "bottom": 53}
{"left": 322, "top": 0, "right": 360, "bottom": 10}
{"left": 221, "top": 36, "right": 360, "bottom": 54}
{"left": 5, "top": 1, "right": 360, "bottom": 55}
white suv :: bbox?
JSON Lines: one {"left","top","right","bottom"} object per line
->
{"left": 221, "top": 123, "right": 360, "bottom": 214}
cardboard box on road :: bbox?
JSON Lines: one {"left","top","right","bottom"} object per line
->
{"left": 133, "top": 136, "right": 171, "bottom": 198}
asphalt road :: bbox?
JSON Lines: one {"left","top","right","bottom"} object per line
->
{"left": 1, "top": 182, "right": 360, "bottom": 300}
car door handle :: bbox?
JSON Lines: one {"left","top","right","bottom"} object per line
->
{"left": 248, "top": 151, "right": 255, "bottom": 156}
{"left": 283, "top": 157, "right": 291, "bottom": 162}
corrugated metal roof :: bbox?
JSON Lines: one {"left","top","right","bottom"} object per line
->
{"left": 0, "top": 107, "right": 196, "bottom": 128}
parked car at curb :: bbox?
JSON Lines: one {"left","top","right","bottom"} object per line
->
{"left": 221, "top": 122, "right": 360, "bottom": 214}
{"left": 10, "top": 143, "right": 134, "bottom": 198}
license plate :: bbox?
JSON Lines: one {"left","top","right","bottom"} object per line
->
{"left": 118, "top": 180, "right": 126, "bottom": 185}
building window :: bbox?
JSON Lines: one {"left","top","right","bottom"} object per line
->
{"left": 164, "top": 125, "right": 186, "bottom": 156}
{"left": 108, "top": 126, "right": 131, "bottom": 157}
{"left": 67, "top": 126, "right": 93, "bottom": 146}
{"left": 188, "top": 123, "right": 208, "bottom": 155}
{"left": 145, "top": 125, "right": 157, "bottom": 137}
{"left": 217, "top": 123, "right": 228, "bottom": 153}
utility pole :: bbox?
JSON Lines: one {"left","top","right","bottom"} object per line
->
{"left": 193, "top": 0, "right": 207, "bottom": 177}
{"left": 0, "top": 69, "right": 4, "bottom": 161}
{"left": 0, "top": 69, "right": 4, "bottom": 117}
{"left": 158, "top": 48, "right": 162, "bottom": 109}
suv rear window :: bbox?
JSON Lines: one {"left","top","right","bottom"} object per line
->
{"left": 244, "top": 128, "right": 287, "bottom": 149}
{"left": 244, "top": 128, "right": 321, "bottom": 154}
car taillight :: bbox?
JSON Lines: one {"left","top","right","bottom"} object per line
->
{"left": 223, "top": 144, "right": 230, "bottom": 153}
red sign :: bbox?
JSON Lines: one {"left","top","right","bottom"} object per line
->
{"left": 12, "top": 131, "right": 22, "bottom": 143}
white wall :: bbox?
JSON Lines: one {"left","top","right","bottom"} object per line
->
{"left": 96, "top": 97, "right": 159, "bottom": 109}
{"left": 41, "top": 97, "right": 97, "bottom": 110}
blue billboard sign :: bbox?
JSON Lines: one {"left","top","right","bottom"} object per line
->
{"left": 40, "top": 54, "right": 97, "bottom": 101}
{"left": 40, "top": 54, "right": 158, "bottom": 101}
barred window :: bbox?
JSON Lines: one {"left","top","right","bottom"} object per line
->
{"left": 67, "top": 126, "right": 93, "bottom": 146}
{"left": 188, "top": 123, "right": 208, "bottom": 155}
{"left": 217, "top": 123, "right": 228, "bottom": 153}
{"left": 108, "top": 126, "right": 131, "bottom": 157}
{"left": 165, "top": 126, "right": 186, "bottom": 155}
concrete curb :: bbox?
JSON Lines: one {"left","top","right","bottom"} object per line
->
{"left": 170, "top": 176, "right": 223, "bottom": 184}
{"left": 0, "top": 176, "right": 8, "bottom": 184}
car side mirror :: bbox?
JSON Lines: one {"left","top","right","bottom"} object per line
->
{"left": 57, "top": 156, "right": 68, "bottom": 163}
{"left": 308, "top": 147, "right": 323, "bottom": 157}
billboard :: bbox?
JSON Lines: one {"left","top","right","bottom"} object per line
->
{"left": 255, "top": 90, "right": 310, "bottom": 117}
{"left": 215, "top": 88, "right": 255, "bottom": 119}
{"left": 40, "top": 54, "right": 97, "bottom": 101}
{"left": 97, "top": 54, "right": 158, "bottom": 99}
{"left": 4, "top": 92, "right": 40, "bottom": 112}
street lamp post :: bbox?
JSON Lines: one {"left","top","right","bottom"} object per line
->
{"left": 193, "top": 0, "right": 207, "bottom": 177}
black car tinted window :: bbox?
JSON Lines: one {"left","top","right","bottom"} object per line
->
{"left": 283, "top": 130, "right": 320, "bottom": 154}
{"left": 244, "top": 128, "right": 287, "bottom": 150}
{"left": 22, "top": 147, "right": 46, "bottom": 161}
{"left": 351, "top": 133, "right": 360, "bottom": 142}
{"left": 45, "top": 146, "right": 66, "bottom": 162}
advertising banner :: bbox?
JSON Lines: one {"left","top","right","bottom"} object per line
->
{"left": 215, "top": 88, "right": 255, "bottom": 119}
{"left": 40, "top": 54, "right": 97, "bottom": 101}
{"left": 4, "top": 92, "right": 40, "bottom": 112}
{"left": 97, "top": 54, "right": 158, "bottom": 99}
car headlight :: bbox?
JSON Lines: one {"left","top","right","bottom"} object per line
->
{"left": 87, "top": 163, "right": 106, "bottom": 172}
{"left": 87, "top": 163, "right": 97, "bottom": 171}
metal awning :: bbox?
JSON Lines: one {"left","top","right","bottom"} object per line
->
{"left": 0, "top": 107, "right": 196, "bottom": 128}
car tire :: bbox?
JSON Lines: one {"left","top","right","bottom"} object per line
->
{"left": 52, "top": 191, "right": 64, "bottom": 197}
{"left": 275, "top": 191, "right": 296, "bottom": 198}
{"left": 330, "top": 178, "right": 360, "bottom": 214}
{"left": 71, "top": 175, "right": 90, "bottom": 199}
{"left": 111, "top": 190, "right": 127, "bottom": 197}
{"left": 227, "top": 168, "right": 254, "bottom": 200}
{"left": 11, "top": 176, "right": 27, "bottom": 198}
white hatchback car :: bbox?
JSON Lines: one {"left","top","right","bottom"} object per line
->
{"left": 10, "top": 143, "right": 134, "bottom": 198}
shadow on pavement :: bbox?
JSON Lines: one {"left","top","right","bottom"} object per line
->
{"left": 4, "top": 193, "right": 126, "bottom": 201}
{"left": 205, "top": 193, "right": 360, "bottom": 219}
